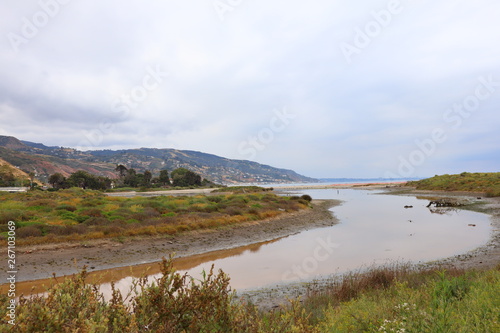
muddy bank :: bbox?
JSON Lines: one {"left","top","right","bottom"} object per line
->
{"left": 239, "top": 188, "right": 500, "bottom": 311}
{"left": 10, "top": 199, "right": 340, "bottom": 283}
{"left": 392, "top": 188, "right": 500, "bottom": 271}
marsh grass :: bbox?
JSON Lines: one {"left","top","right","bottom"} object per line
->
{"left": 407, "top": 172, "right": 500, "bottom": 197}
{"left": 1, "top": 258, "right": 317, "bottom": 332}
{"left": 1, "top": 261, "right": 498, "bottom": 332}
{"left": 0, "top": 189, "right": 308, "bottom": 246}
{"left": 310, "top": 264, "right": 500, "bottom": 332}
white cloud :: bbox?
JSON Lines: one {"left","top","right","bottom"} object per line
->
{"left": 0, "top": 0, "right": 499, "bottom": 178}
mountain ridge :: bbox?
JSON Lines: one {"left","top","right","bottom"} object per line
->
{"left": 0, "top": 135, "right": 317, "bottom": 185}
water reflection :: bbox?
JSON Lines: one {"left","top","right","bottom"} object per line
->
{"left": 8, "top": 189, "right": 492, "bottom": 297}
{"left": 174, "top": 189, "right": 490, "bottom": 290}
{"left": 2, "top": 237, "right": 283, "bottom": 297}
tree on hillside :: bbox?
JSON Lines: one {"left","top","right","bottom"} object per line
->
{"left": 48, "top": 173, "right": 66, "bottom": 189}
{"left": 115, "top": 164, "right": 128, "bottom": 178}
{"left": 171, "top": 168, "right": 202, "bottom": 187}
{"left": 67, "top": 170, "right": 91, "bottom": 189}
{"left": 66, "top": 170, "right": 112, "bottom": 190}
{"left": 95, "top": 176, "right": 112, "bottom": 190}
{"left": 123, "top": 169, "right": 139, "bottom": 187}
{"left": 142, "top": 170, "right": 152, "bottom": 187}
{"left": 28, "top": 171, "right": 36, "bottom": 189}
{"left": 158, "top": 169, "right": 170, "bottom": 186}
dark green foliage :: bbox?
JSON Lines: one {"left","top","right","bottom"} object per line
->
{"left": 171, "top": 168, "right": 202, "bottom": 187}
{"left": 123, "top": 169, "right": 139, "bottom": 187}
{"left": 432, "top": 271, "right": 472, "bottom": 308}
{"left": 158, "top": 169, "right": 170, "bottom": 186}
{"left": 213, "top": 186, "right": 272, "bottom": 193}
{"left": 48, "top": 172, "right": 66, "bottom": 189}
{"left": 115, "top": 164, "right": 128, "bottom": 178}
{"left": 301, "top": 194, "right": 313, "bottom": 202}
{"left": 142, "top": 170, "right": 152, "bottom": 187}
{"left": 48, "top": 171, "right": 113, "bottom": 190}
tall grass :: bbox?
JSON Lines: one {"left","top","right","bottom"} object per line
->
{"left": 0, "top": 189, "right": 310, "bottom": 246}
{"left": 2, "top": 261, "right": 498, "bottom": 332}
{"left": 0, "top": 258, "right": 316, "bottom": 332}
{"left": 407, "top": 172, "right": 500, "bottom": 197}
{"left": 317, "top": 266, "right": 500, "bottom": 332}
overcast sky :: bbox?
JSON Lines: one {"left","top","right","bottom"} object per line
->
{"left": 1, "top": 0, "right": 499, "bottom": 179}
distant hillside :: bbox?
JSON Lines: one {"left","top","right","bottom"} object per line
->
{"left": 0, "top": 136, "right": 26, "bottom": 150}
{"left": 0, "top": 157, "right": 31, "bottom": 186}
{"left": 0, "top": 135, "right": 317, "bottom": 184}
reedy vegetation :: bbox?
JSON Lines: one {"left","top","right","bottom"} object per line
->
{"left": 407, "top": 172, "right": 500, "bottom": 197}
{"left": 1, "top": 260, "right": 498, "bottom": 332}
{"left": 0, "top": 189, "right": 310, "bottom": 246}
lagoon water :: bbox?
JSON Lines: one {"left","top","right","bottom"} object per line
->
{"left": 100, "top": 188, "right": 491, "bottom": 296}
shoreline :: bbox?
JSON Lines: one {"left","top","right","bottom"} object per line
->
{"left": 384, "top": 187, "right": 500, "bottom": 271}
{"left": 2, "top": 185, "right": 499, "bottom": 309}
{"left": 4, "top": 199, "right": 340, "bottom": 287}
{"left": 238, "top": 188, "right": 500, "bottom": 310}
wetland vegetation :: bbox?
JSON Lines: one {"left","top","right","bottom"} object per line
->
{"left": 0, "top": 188, "right": 310, "bottom": 246}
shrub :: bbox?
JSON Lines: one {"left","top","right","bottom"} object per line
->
{"left": 84, "top": 217, "right": 111, "bottom": 226}
{"left": 26, "top": 199, "right": 57, "bottom": 208}
{"left": 225, "top": 207, "right": 243, "bottom": 216}
{"left": 79, "top": 208, "right": 103, "bottom": 218}
{"left": 207, "top": 195, "right": 223, "bottom": 203}
{"left": 301, "top": 194, "right": 313, "bottom": 202}
{"left": 55, "top": 204, "right": 77, "bottom": 212}
{"left": 47, "top": 225, "right": 88, "bottom": 236}
{"left": 16, "top": 226, "right": 43, "bottom": 238}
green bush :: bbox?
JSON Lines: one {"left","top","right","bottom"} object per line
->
{"left": 55, "top": 204, "right": 77, "bottom": 212}
{"left": 301, "top": 194, "right": 313, "bottom": 202}
{"left": 1, "top": 258, "right": 316, "bottom": 332}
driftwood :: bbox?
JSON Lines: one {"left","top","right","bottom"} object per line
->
{"left": 426, "top": 198, "right": 465, "bottom": 208}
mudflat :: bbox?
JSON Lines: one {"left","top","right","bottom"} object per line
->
{"left": 11, "top": 199, "right": 340, "bottom": 283}
{"left": 4, "top": 186, "right": 499, "bottom": 308}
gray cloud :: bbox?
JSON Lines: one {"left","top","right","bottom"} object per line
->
{"left": 1, "top": 0, "right": 499, "bottom": 178}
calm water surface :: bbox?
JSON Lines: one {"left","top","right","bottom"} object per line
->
{"left": 9, "top": 189, "right": 491, "bottom": 297}
{"left": 101, "top": 189, "right": 491, "bottom": 295}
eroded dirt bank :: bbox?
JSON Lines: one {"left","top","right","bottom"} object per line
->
{"left": 10, "top": 199, "right": 340, "bottom": 283}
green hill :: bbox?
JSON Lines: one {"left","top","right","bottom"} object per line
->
{"left": 0, "top": 135, "right": 317, "bottom": 184}
{"left": 407, "top": 172, "right": 500, "bottom": 197}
